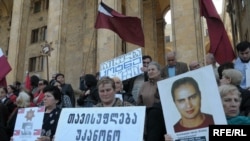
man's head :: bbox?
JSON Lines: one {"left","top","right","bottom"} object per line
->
{"left": 236, "top": 41, "right": 250, "bottom": 63}
{"left": 55, "top": 73, "right": 65, "bottom": 84}
{"left": 189, "top": 61, "right": 201, "bottom": 71}
{"left": 22, "top": 122, "right": 32, "bottom": 132}
{"left": 166, "top": 51, "right": 176, "bottom": 67}
{"left": 112, "top": 76, "right": 123, "bottom": 93}
{"left": 142, "top": 55, "right": 152, "bottom": 68}
{"left": 171, "top": 77, "right": 202, "bottom": 119}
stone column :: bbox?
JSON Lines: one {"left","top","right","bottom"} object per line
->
{"left": 125, "top": 0, "right": 143, "bottom": 52}
{"left": 7, "top": 0, "right": 25, "bottom": 83}
{"left": 47, "top": 0, "right": 67, "bottom": 77}
{"left": 156, "top": 18, "right": 166, "bottom": 65}
{"left": 170, "top": 0, "right": 204, "bottom": 64}
{"left": 96, "top": 0, "right": 122, "bottom": 71}
{"left": 142, "top": 0, "right": 157, "bottom": 58}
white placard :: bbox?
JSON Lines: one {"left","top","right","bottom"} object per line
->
{"left": 54, "top": 106, "right": 146, "bottom": 141}
{"left": 13, "top": 106, "right": 45, "bottom": 141}
{"left": 245, "top": 69, "right": 250, "bottom": 88}
{"left": 0, "top": 48, "right": 4, "bottom": 56}
{"left": 100, "top": 48, "right": 143, "bottom": 81}
{"left": 157, "top": 65, "right": 227, "bottom": 141}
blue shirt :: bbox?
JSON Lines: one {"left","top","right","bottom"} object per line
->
{"left": 168, "top": 67, "right": 175, "bottom": 77}
{"left": 234, "top": 57, "right": 250, "bottom": 89}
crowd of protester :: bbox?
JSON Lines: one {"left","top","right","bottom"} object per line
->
{"left": 1, "top": 41, "right": 250, "bottom": 141}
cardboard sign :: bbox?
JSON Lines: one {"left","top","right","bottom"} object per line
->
{"left": 54, "top": 106, "right": 146, "bottom": 141}
{"left": 13, "top": 106, "right": 45, "bottom": 141}
{"left": 157, "top": 66, "right": 227, "bottom": 141}
{"left": 100, "top": 48, "right": 143, "bottom": 81}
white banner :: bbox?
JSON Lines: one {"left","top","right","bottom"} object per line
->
{"left": 55, "top": 106, "right": 146, "bottom": 141}
{"left": 13, "top": 106, "right": 45, "bottom": 141}
{"left": 100, "top": 48, "right": 143, "bottom": 81}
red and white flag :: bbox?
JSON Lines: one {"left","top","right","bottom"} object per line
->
{"left": 25, "top": 71, "right": 31, "bottom": 91}
{"left": 0, "top": 48, "right": 12, "bottom": 87}
{"left": 95, "top": 1, "right": 145, "bottom": 47}
{"left": 200, "top": 0, "right": 236, "bottom": 64}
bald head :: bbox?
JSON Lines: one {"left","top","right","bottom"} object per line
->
{"left": 166, "top": 51, "right": 176, "bottom": 67}
{"left": 189, "top": 61, "right": 200, "bottom": 71}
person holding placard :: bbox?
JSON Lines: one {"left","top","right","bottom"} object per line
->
{"left": 171, "top": 77, "right": 214, "bottom": 132}
{"left": 36, "top": 85, "right": 61, "bottom": 141}
{"left": 96, "top": 76, "right": 133, "bottom": 107}
{"left": 137, "top": 61, "right": 163, "bottom": 107}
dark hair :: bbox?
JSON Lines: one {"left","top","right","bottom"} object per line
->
{"left": 142, "top": 55, "right": 152, "bottom": 61}
{"left": 8, "top": 85, "right": 17, "bottom": 92}
{"left": 30, "top": 75, "right": 40, "bottom": 87}
{"left": 55, "top": 73, "right": 64, "bottom": 80}
{"left": 217, "top": 62, "right": 234, "bottom": 79}
{"left": 236, "top": 41, "right": 250, "bottom": 52}
{"left": 43, "top": 85, "right": 61, "bottom": 105}
{"left": 39, "top": 79, "right": 49, "bottom": 86}
{"left": 84, "top": 74, "right": 97, "bottom": 88}
{"left": 22, "top": 122, "right": 33, "bottom": 129}
{"left": 171, "top": 77, "right": 201, "bottom": 101}
{"left": 14, "top": 81, "right": 21, "bottom": 86}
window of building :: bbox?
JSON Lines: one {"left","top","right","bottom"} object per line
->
{"left": 165, "top": 36, "right": 170, "bottom": 42}
{"left": 31, "top": 28, "right": 39, "bottom": 43}
{"left": 44, "top": 0, "right": 49, "bottom": 9}
{"left": 34, "top": 1, "right": 41, "bottom": 13}
{"left": 29, "top": 57, "right": 37, "bottom": 72}
{"left": 29, "top": 56, "right": 44, "bottom": 72}
{"left": 40, "top": 26, "right": 47, "bottom": 41}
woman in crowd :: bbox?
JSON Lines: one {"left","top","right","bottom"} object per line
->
{"left": 220, "top": 69, "right": 250, "bottom": 116}
{"left": 33, "top": 79, "right": 48, "bottom": 106}
{"left": 6, "top": 85, "right": 17, "bottom": 103}
{"left": 219, "top": 84, "right": 250, "bottom": 124}
{"left": 77, "top": 74, "right": 100, "bottom": 107}
{"left": 0, "top": 86, "right": 16, "bottom": 114}
{"left": 36, "top": 85, "right": 62, "bottom": 141}
{"left": 137, "top": 61, "right": 163, "bottom": 107}
{"left": 53, "top": 80, "right": 72, "bottom": 108}
{"left": 112, "top": 76, "right": 136, "bottom": 105}
{"left": 95, "top": 76, "right": 133, "bottom": 107}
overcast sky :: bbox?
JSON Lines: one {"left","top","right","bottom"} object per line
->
{"left": 165, "top": 0, "right": 223, "bottom": 24}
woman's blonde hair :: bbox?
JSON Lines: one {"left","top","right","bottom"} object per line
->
{"left": 16, "top": 91, "right": 31, "bottom": 107}
{"left": 222, "top": 69, "right": 242, "bottom": 85}
{"left": 218, "top": 84, "right": 241, "bottom": 99}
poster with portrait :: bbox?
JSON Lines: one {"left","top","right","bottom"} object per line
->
{"left": 157, "top": 65, "right": 227, "bottom": 141}
{"left": 13, "top": 106, "right": 45, "bottom": 141}
{"left": 99, "top": 48, "right": 143, "bottom": 81}
{"left": 54, "top": 106, "right": 146, "bottom": 141}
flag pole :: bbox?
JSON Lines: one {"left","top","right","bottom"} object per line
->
{"left": 83, "top": 30, "right": 96, "bottom": 71}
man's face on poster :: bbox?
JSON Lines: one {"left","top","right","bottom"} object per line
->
{"left": 173, "top": 83, "right": 201, "bottom": 119}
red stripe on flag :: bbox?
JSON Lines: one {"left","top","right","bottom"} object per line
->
{"left": 0, "top": 50, "right": 12, "bottom": 87}
{"left": 200, "top": 0, "right": 235, "bottom": 64}
{"left": 25, "top": 72, "right": 31, "bottom": 91}
{"left": 95, "top": 2, "right": 145, "bottom": 47}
